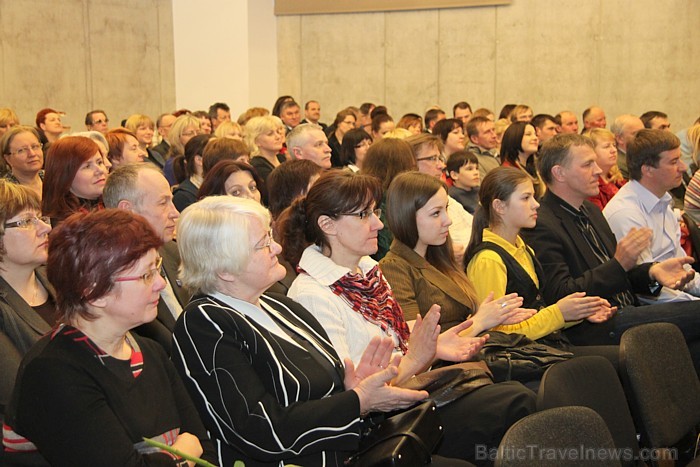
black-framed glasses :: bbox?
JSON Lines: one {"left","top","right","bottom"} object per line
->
{"left": 114, "top": 256, "right": 163, "bottom": 285}
{"left": 4, "top": 215, "right": 51, "bottom": 229}
{"left": 340, "top": 208, "right": 382, "bottom": 220}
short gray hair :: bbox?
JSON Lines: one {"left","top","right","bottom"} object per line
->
{"left": 68, "top": 131, "right": 109, "bottom": 154}
{"left": 177, "top": 196, "right": 271, "bottom": 294}
{"left": 103, "top": 163, "right": 162, "bottom": 208}
{"left": 287, "top": 123, "right": 323, "bottom": 153}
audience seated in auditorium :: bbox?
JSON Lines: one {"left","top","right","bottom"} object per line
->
{"left": 301, "top": 100, "right": 327, "bottom": 129}
{"left": 192, "top": 110, "right": 212, "bottom": 135}
{"left": 278, "top": 171, "right": 535, "bottom": 465}
{"left": 641, "top": 110, "right": 671, "bottom": 131}
{"left": 396, "top": 113, "right": 424, "bottom": 135}
{"left": 520, "top": 133, "right": 700, "bottom": 372}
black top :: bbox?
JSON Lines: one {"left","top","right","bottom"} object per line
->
{"left": 4, "top": 325, "right": 216, "bottom": 466}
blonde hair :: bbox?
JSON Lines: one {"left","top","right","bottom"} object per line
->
{"left": 214, "top": 121, "right": 243, "bottom": 140}
{"left": 244, "top": 116, "right": 284, "bottom": 156}
{"left": 589, "top": 128, "right": 623, "bottom": 183}
{"left": 0, "top": 108, "right": 20, "bottom": 127}
{"left": 382, "top": 128, "right": 413, "bottom": 140}
{"left": 166, "top": 115, "right": 201, "bottom": 157}
{"left": 124, "top": 114, "right": 155, "bottom": 134}
{"left": 688, "top": 124, "right": 700, "bottom": 165}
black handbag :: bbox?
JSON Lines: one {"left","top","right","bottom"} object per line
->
{"left": 401, "top": 362, "right": 493, "bottom": 407}
{"left": 478, "top": 331, "right": 573, "bottom": 382}
{"left": 345, "top": 401, "right": 443, "bottom": 466}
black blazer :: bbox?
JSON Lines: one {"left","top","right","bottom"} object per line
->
{"left": 521, "top": 192, "right": 654, "bottom": 306}
{"left": 0, "top": 268, "right": 55, "bottom": 416}
{"left": 172, "top": 292, "right": 361, "bottom": 466}
{"left": 132, "top": 241, "right": 191, "bottom": 354}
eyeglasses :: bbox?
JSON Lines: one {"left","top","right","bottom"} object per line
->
{"left": 340, "top": 208, "right": 382, "bottom": 220}
{"left": 255, "top": 230, "right": 274, "bottom": 251}
{"left": 181, "top": 131, "right": 199, "bottom": 138}
{"left": 93, "top": 119, "right": 109, "bottom": 125}
{"left": 416, "top": 155, "right": 444, "bottom": 163}
{"left": 8, "top": 143, "right": 42, "bottom": 157}
{"left": 4, "top": 215, "right": 51, "bottom": 229}
{"left": 114, "top": 256, "right": 164, "bottom": 285}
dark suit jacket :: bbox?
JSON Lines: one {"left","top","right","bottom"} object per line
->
{"left": 0, "top": 268, "right": 55, "bottom": 415}
{"left": 520, "top": 191, "right": 653, "bottom": 309}
{"left": 132, "top": 241, "right": 192, "bottom": 354}
{"left": 146, "top": 148, "right": 165, "bottom": 169}
{"left": 301, "top": 119, "right": 327, "bottom": 130}
{"left": 151, "top": 140, "right": 170, "bottom": 161}
{"left": 379, "top": 239, "right": 474, "bottom": 331}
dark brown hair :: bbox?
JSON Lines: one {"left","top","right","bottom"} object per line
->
{"left": 276, "top": 170, "right": 381, "bottom": 266}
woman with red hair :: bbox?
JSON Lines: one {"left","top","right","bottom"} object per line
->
{"left": 3, "top": 209, "right": 216, "bottom": 465}
{"left": 41, "top": 136, "right": 107, "bottom": 226}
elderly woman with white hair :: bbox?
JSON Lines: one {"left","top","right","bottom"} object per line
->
{"left": 171, "top": 196, "right": 471, "bottom": 467}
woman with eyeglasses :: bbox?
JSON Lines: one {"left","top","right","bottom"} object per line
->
{"left": 41, "top": 136, "right": 107, "bottom": 227}
{"left": 3, "top": 209, "right": 216, "bottom": 466}
{"left": 279, "top": 171, "right": 535, "bottom": 464}
{"left": 0, "top": 181, "right": 53, "bottom": 422}
{"left": 1, "top": 126, "right": 45, "bottom": 199}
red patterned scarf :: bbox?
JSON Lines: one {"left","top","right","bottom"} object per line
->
{"left": 329, "top": 265, "right": 410, "bottom": 354}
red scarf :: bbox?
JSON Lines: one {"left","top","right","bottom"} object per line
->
{"left": 329, "top": 265, "right": 410, "bottom": 354}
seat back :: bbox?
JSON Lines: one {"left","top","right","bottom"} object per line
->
{"left": 620, "top": 323, "right": 700, "bottom": 448}
{"left": 537, "top": 356, "right": 640, "bottom": 466}
{"left": 495, "top": 406, "right": 620, "bottom": 467}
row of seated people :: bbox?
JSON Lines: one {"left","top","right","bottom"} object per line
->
{"left": 1, "top": 135, "right": 700, "bottom": 465}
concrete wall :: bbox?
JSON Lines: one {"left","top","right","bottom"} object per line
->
{"left": 0, "top": 0, "right": 175, "bottom": 131}
{"left": 277, "top": 0, "right": 700, "bottom": 128}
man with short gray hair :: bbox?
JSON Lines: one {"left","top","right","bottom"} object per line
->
{"left": 103, "top": 163, "right": 188, "bottom": 353}
{"left": 286, "top": 123, "right": 332, "bottom": 169}
{"left": 610, "top": 114, "right": 645, "bottom": 179}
